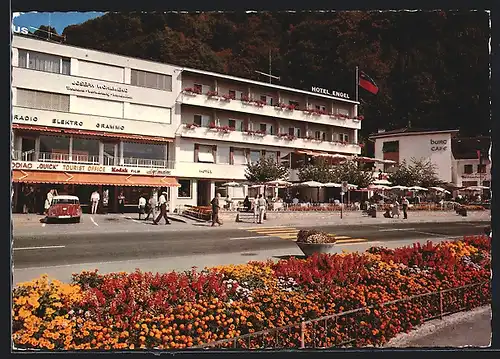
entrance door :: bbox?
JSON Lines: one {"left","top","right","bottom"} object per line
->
{"left": 197, "top": 180, "right": 211, "bottom": 206}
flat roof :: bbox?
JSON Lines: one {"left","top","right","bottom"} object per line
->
{"left": 368, "top": 127, "right": 460, "bottom": 140}
{"left": 13, "top": 34, "right": 359, "bottom": 105}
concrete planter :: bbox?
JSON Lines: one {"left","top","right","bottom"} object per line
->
{"left": 296, "top": 242, "right": 337, "bottom": 257}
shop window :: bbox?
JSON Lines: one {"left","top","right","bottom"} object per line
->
{"left": 131, "top": 69, "right": 172, "bottom": 91}
{"left": 178, "top": 179, "right": 192, "bottom": 198}
{"left": 122, "top": 142, "right": 166, "bottom": 160}
{"left": 197, "top": 145, "right": 215, "bottom": 163}
{"left": 464, "top": 164, "right": 473, "bottom": 174}
{"left": 72, "top": 138, "right": 100, "bottom": 163}
{"left": 18, "top": 49, "right": 70, "bottom": 75}
{"left": 17, "top": 89, "right": 70, "bottom": 112}
{"left": 39, "top": 135, "right": 70, "bottom": 161}
{"left": 477, "top": 164, "right": 487, "bottom": 173}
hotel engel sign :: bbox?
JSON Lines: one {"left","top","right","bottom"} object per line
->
{"left": 310, "top": 87, "right": 350, "bottom": 99}
{"left": 12, "top": 160, "right": 176, "bottom": 177}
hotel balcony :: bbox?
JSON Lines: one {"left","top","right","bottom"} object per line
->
{"left": 179, "top": 91, "right": 362, "bottom": 130}
{"left": 179, "top": 125, "right": 362, "bottom": 156}
{"left": 12, "top": 150, "right": 176, "bottom": 169}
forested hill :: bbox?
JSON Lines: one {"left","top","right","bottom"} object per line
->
{"left": 58, "top": 11, "right": 490, "bottom": 139}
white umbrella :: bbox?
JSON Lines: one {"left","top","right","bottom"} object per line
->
{"left": 265, "top": 180, "right": 292, "bottom": 187}
{"left": 429, "top": 186, "right": 447, "bottom": 192}
{"left": 464, "top": 185, "right": 489, "bottom": 191}
{"left": 295, "top": 181, "right": 325, "bottom": 187}
{"left": 368, "top": 184, "right": 391, "bottom": 191}
{"left": 323, "top": 182, "right": 342, "bottom": 188}
{"left": 390, "top": 185, "right": 408, "bottom": 191}
{"left": 220, "top": 181, "right": 242, "bottom": 187}
{"left": 408, "top": 186, "right": 428, "bottom": 192}
{"left": 373, "top": 179, "right": 392, "bottom": 185}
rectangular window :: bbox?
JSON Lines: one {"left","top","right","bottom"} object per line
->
{"left": 228, "top": 90, "right": 236, "bottom": 99}
{"left": 288, "top": 127, "right": 295, "bottom": 136}
{"left": 16, "top": 89, "right": 70, "bottom": 112}
{"left": 228, "top": 119, "right": 236, "bottom": 129}
{"left": 72, "top": 137, "right": 100, "bottom": 163}
{"left": 193, "top": 114, "right": 211, "bottom": 127}
{"left": 322, "top": 132, "right": 327, "bottom": 141}
{"left": 382, "top": 140, "right": 399, "bottom": 153}
{"left": 122, "top": 142, "right": 166, "bottom": 160}
{"left": 233, "top": 149, "right": 248, "bottom": 165}
{"left": 194, "top": 83, "right": 203, "bottom": 93}
{"left": 315, "top": 131, "right": 321, "bottom": 140}
{"left": 260, "top": 124, "right": 267, "bottom": 132}
{"left": 268, "top": 125, "right": 274, "bottom": 135}
{"left": 260, "top": 95, "right": 267, "bottom": 102}
{"left": 477, "top": 164, "right": 487, "bottom": 173}
{"left": 249, "top": 150, "right": 261, "bottom": 164}
{"left": 464, "top": 164, "right": 473, "bottom": 174}
{"left": 266, "top": 151, "right": 278, "bottom": 163}
{"left": 18, "top": 49, "right": 71, "bottom": 75}
{"left": 38, "top": 135, "right": 70, "bottom": 161}
{"left": 178, "top": 179, "right": 192, "bottom": 198}
{"left": 197, "top": 145, "right": 215, "bottom": 163}
{"left": 339, "top": 133, "right": 349, "bottom": 143}
{"left": 295, "top": 128, "right": 301, "bottom": 138}
{"left": 131, "top": 69, "right": 172, "bottom": 91}
{"left": 229, "top": 119, "right": 244, "bottom": 131}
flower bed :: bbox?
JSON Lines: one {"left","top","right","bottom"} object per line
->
{"left": 284, "top": 204, "right": 485, "bottom": 212}
{"left": 12, "top": 236, "right": 490, "bottom": 350}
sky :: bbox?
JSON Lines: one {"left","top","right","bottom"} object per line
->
{"left": 12, "top": 12, "right": 105, "bottom": 34}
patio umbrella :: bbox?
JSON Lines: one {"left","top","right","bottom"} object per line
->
{"left": 429, "top": 186, "right": 447, "bottom": 192}
{"left": 294, "top": 181, "right": 324, "bottom": 202}
{"left": 323, "top": 182, "right": 342, "bottom": 188}
{"left": 265, "top": 180, "right": 292, "bottom": 187}
{"left": 373, "top": 179, "right": 392, "bottom": 185}
{"left": 464, "top": 185, "right": 489, "bottom": 191}
{"left": 220, "top": 181, "right": 242, "bottom": 187}
{"left": 390, "top": 185, "right": 408, "bottom": 191}
{"left": 408, "top": 186, "right": 428, "bottom": 192}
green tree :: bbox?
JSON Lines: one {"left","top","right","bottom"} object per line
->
{"left": 298, "top": 157, "right": 334, "bottom": 183}
{"left": 388, "top": 158, "right": 442, "bottom": 187}
{"left": 245, "top": 157, "right": 289, "bottom": 183}
{"left": 331, "top": 160, "right": 374, "bottom": 188}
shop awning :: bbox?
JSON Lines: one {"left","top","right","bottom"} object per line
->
{"left": 12, "top": 124, "right": 173, "bottom": 143}
{"left": 12, "top": 170, "right": 180, "bottom": 187}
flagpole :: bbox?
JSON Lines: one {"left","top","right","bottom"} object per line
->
{"left": 355, "top": 66, "right": 359, "bottom": 102}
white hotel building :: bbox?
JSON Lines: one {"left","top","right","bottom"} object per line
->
{"left": 11, "top": 34, "right": 362, "bottom": 213}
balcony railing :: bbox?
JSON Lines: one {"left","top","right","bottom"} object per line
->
{"left": 12, "top": 150, "right": 175, "bottom": 169}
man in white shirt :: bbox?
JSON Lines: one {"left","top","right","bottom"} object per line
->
{"left": 153, "top": 191, "right": 171, "bottom": 225}
{"left": 90, "top": 190, "right": 100, "bottom": 215}
{"left": 257, "top": 194, "right": 267, "bottom": 224}
{"left": 402, "top": 197, "right": 409, "bottom": 219}
{"left": 138, "top": 195, "right": 146, "bottom": 220}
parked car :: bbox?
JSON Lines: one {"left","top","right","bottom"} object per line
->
{"left": 46, "top": 195, "right": 82, "bottom": 223}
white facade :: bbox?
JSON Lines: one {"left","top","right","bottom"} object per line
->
{"left": 371, "top": 130, "right": 490, "bottom": 187}
{"left": 11, "top": 34, "right": 362, "bottom": 210}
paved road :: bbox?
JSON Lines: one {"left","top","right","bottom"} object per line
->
{"left": 13, "top": 221, "right": 488, "bottom": 269}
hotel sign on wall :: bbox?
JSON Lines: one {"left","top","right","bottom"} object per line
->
{"left": 310, "top": 87, "right": 351, "bottom": 99}
{"left": 12, "top": 161, "right": 175, "bottom": 177}
{"left": 66, "top": 80, "right": 133, "bottom": 100}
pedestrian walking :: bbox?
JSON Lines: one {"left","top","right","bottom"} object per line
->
{"left": 138, "top": 195, "right": 146, "bottom": 220}
{"left": 145, "top": 193, "right": 158, "bottom": 221}
{"left": 253, "top": 195, "right": 259, "bottom": 223}
{"left": 44, "top": 189, "right": 54, "bottom": 215}
{"left": 402, "top": 197, "right": 409, "bottom": 219}
{"left": 257, "top": 194, "right": 267, "bottom": 224}
{"left": 392, "top": 199, "right": 400, "bottom": 218}
{"left": 118, "top": 192, "right": 126, "bottom": 214}
{"left": 210, "top": 193, "right": 223, "bottom": 227}
{"left": 90, "top": 190, "right": 100, "bottom": 214}
{"left": 153, "top": 191, "right": 170, "bottom": 225}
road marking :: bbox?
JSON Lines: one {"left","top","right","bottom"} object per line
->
{"left": 335, "top": 238, "right": 368, "bottom": 244}
{"left": 242, "top": 226, "right": 288, "bottom": 230}
{"left": 229, "top": 236, "right": 270, "bottom": 241}
{"left": 253, "top": 229, "right": 299, "bottom": 234}
{"left": 90, "top": 216, "right": 99, "bottom": 226}
{"left": 333, "top": 236, "right": 351, "bottom": 240}
{"left": 378, "top": 228, "right": 416, "bottom": 232}
{"left": 412, "top": 230, "right": 445, "bottom": 237}
{"left": 337, "top": 240, "right": 381, "bottom": 246}
{"left": 14, "top": 245, "right": 66, "bottom": 251}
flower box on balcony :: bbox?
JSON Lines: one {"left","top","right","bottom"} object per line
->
{"left": 274, "top": 102, "right": 288, "bottom": 110}
{"left": 183, "top": 87, "right": 202, "bottom": 95}
{"left": 240, "top": 95, "right": 252, "bottom": 103}
{"left": 244, "top": 130, "right": 266, "bottom": 136}
{"left": 277, "top": 133, "right": 296, "bottom": 141}
{"left": 304, "top": 136, "right": 316, "bottom": 141}
{"left": 253, "top": 100, "right": 266, "bottom": 107}
{"left": 302, "top": 109, "right": 314, "bottom": 115}
{"left": 206, "top": 91, "right": 219, "bottom": 98}
{"left": 185, "top": 123, "right": 200, "bottom": 130}
{"left": 221, "top": 94, "right": 234, "bottom": 101}
{"left": 209, "top": 122, "right": 217, "bottom": 129}
{"left": 286, "top": 104, "right": 296, "bottom": 111}
{"left": 313, "top": 109, "right": 328, "bottom": 116}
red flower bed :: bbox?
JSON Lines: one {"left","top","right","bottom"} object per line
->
{"left": 12, "top": 236, "right": 490, "bottom": 350}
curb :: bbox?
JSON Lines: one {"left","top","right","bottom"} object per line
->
{"left": 383, "top": 305, "right": 491, "bottom": 347}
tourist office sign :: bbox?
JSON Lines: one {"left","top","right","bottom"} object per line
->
{"left": 12, "top": 161, "right": 176, "bottom": 177}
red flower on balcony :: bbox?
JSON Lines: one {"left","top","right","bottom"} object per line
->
{"left": 274, "top": 102, "right": 288, "bottom": 110}
{"left": 285, "top": 104, "right": 296, "bottom": 111}
{"left": 221, "top": 93, "right": 234, "bottom": 101}
{"left": 314, "top": 109, "right": 328, "bottom": 116}
{"left": 253, "top": 100, "right": 266, "bottom": 107}
{"left": 357, "top": 115, "right": 365, "bottom": 121}
{"left": 184, "top": 123, "right": 199, "bottom": 130}
{"left": 209, "top": 122, "right": 217, "bottom": 129}
{"left": 183, "top": 87, "right": 202, "bottom": 95}
{"left": 240, "top": 95, "right": 251, "bottom": 103}
{"left": 244, "top": 129, "right": 266, "bottom": 136}
{"left": 277, "top": 133, "right": 296, "bottom": 141}
{"left": 206, "top": 90, "right": 219, "bottom": 98}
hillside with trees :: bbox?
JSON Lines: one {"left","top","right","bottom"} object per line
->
{"left": 51, "top": 11, "right": 490, "bottom": 145}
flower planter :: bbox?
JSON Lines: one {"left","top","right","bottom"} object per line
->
{"left": 296, "top": 242, "right": 337, "bottom": 257}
